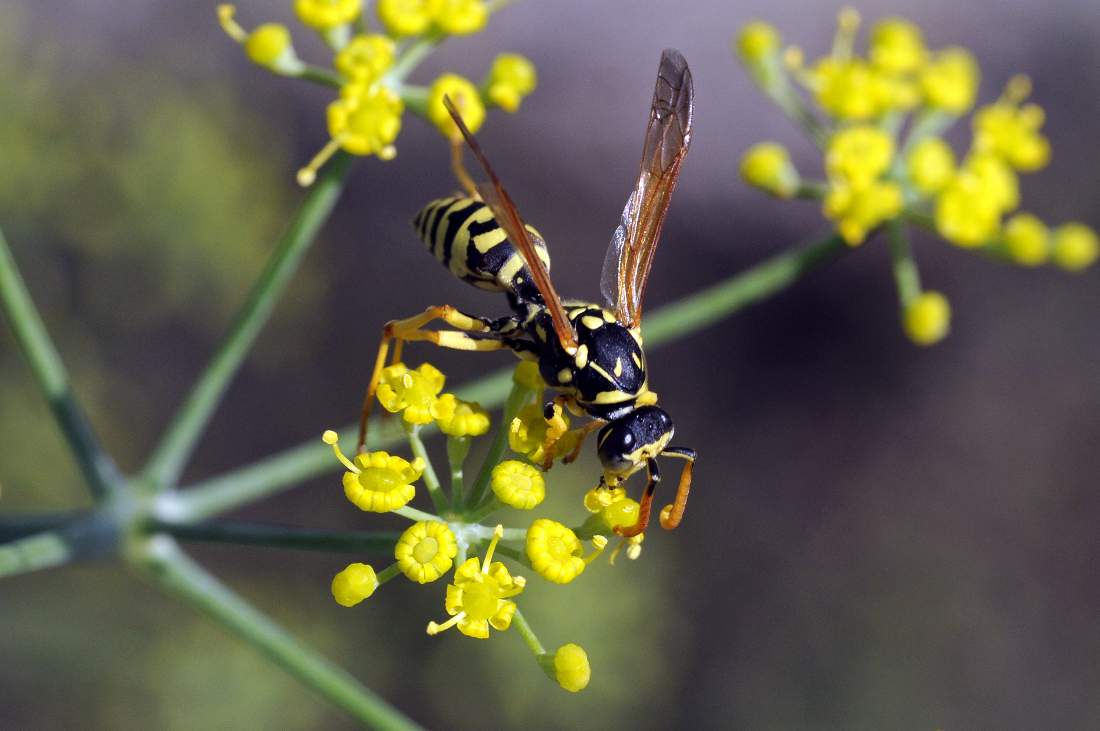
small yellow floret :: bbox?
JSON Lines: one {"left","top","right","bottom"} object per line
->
{"left": 376, "top": 362, "right": 446, "bottom": 425}
{"left": 825, "top": 126, "right": 895, "bottom": 189}
{"left": 245, "top": 24, "right": 294, "bottom": 68}
{"left": 906, "top": 137, "right": 956, "bottom": 195}
{"left": 1051, "top": 223, "right": 1099, "bottom": 272}
{"left": 331, "top": 562, "right": 378, "bottom": 607}
{"left": 341, "top": 450, "right": 424, "bottom": 513}
{"left": 485, "top": 53, "right": 538, "bottom": 113}
{"left": 740, "top": 142, "right": 800, "bottom": 198}
{"left": 491, "top": 460, "right": 545, "bottom": 510}
{"left": 509, "top": 403, "right": 579, "bottom": 465}
{"left": 427, "top": 73, "right": 486, "bottom": 138}
{"left": 920, "top": 47, "right": 979, "bottom": 114}
{"left": 294, "top": 0, "right": 362, "bottom": 30}
{"left": 376, "top": 0, "right": 436, "bottom": 35}
{"left": 823, "top": 179, "right": 903, "bottom": 245}
{"left": 810, "top": 58, "right": 893, "bottom": 120}
{"left": 395, "top": 521, "right": 458, "bottom": 583}
{"left": 1001, "top": 213, "right": 1049, "bottom": 266}
{"left": 431, "top": 393, "right": 491, "bottom": 437}
{"left": 869, "top": 18, "right": 926, "bottom": 74}
{"left": 335, "top": 34, "right": 396, "bottom": 83}
{"left": 549, "top": 643, "right": 591, "bottom": 693}
{"left": 329, "top": 83, "right": 404, "bottom": 156}
{"left": 526, "top": 519, "right": 605, "bottom": 584}
{"left": 973, "top": 94, "right": 1051, "bottom": 172}
{"left": 427, "top": 526, "right": 524, "bottom": 639}
{"left": 735, "top": 21, "right": 781, "bottom": 64}
{"left": 903, "top": 291, "right": 951, "bottom": 346}
{"left": 434, "top": 0, "right": 488, "bottom": 35}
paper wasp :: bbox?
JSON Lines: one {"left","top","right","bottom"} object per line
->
{"left": 359, "top": 49, "right": 696, "bottom": 537}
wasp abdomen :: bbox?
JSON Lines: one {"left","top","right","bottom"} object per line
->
{"left": 413, "top": 197, "right": 550, "bottom": 296}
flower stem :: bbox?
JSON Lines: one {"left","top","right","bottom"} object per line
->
{"left": 447, "top": 437, "right": 471, "bottom": 511}
{"left": 0, "top": 228, "right": 122, "bottom": 499}
{"left": 0, "top": 530, "right": 72, "bottom": 579}
{"left": 297, "top": 64, "right": 343, "bottom": 88}
{"left": 386, "top": 33, "right": 442, "bottom": 85}
{"left": 466, "top": 497, "right": 504, "bottom": 524}
{"left": 886, "top": 220, "right": 922, "bottom": 306}
{"left": 467, "top": 382, "right": 531, "bottom": 507}
{"left": 511, "top": 608, "right": 546, "bottom": 656}
{"left": 141, "top": 152, "right": 355, "bottom": 492}
{"left": 149, "top": 520, "right": 401, "bottom": 554}
{"left": 406, "top": 424, "right": 448, "bottom": 514}
{"left": 135, "top": 540, "right": 422, "bottom": 731}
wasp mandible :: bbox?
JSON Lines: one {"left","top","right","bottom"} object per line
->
{"left": 358, "top": 49, "right": 696, "bottom": 537}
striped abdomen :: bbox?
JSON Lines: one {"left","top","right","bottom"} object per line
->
{"left": 413, "top": 197, "right": 550, "bottom": 295}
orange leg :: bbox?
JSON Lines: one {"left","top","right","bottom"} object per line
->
{"left": 658, "top": 447, "right": 696, "bottom": 530}
{"left": 614, "top": 458, "right": 660, "bottom": 538}
{"left": 562, "top": 419, "right": 605, "bottom": 464}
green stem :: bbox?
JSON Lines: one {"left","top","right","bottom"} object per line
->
{"left": 493, "top": 543, "right": 532, "bottom": 570}
{"left": 0, "top": 228, "right": 122, "bottom": 499}
{"left": 297, "top": 65, "right": 343, "bottom": 88}
{"left": 149, "top": 520, "right": 401, "bottom": 554}
{"left": 511, "top": 608, "right": 545, "bottom": 656}
{"left": 400, "top": 85, "right": 429, "bottom": 116}
{"left": 135, "top": 540, "right": 422, "bottom": 731}
{"left": 394, "top": 505, "right": 441, "bottom": 523}
{"left": 447, "top": 437, "right": 471, "bottom": 511}
{"left": 466, "top": 497, "right": 504, "bottom": 524}
{"left": 0, "top": 511, "right": 85, "bottom": 542}
{"left": 177, "top": 230, "right": 846, "bottom": 518}
{"left": 886, "top": 220, "right": 922, "bottom": 306}
{"left": 405, "top": 424, "right": 447, "bottom": 514}
{"left": 467, "top": 382, "right": 531, "bottom": 508}
{"left": 141, "top": 152, "right": 354, "bottom": 491}
{"left": 0, "top": 530, "right": 72, "bottom": 579}
{"left": 385, "top": 34, "right": 442, "bottom": 85}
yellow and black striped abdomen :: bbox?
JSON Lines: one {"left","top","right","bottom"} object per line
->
{"left": 413, "top": 196, "right": 550, "bottom": 295}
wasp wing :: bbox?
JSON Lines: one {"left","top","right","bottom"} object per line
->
{"left": 443, "top": 96, "right": 578, "bottom": 351}
{"left": 601, "top": 49, "right": 694, "bottom": 328}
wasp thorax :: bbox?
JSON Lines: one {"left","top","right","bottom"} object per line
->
{"left": 596, "top": 406, "right": 674, "bottom": 476}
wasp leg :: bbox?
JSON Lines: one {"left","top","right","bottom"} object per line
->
{"left": 658, "top": 447, "right": 696, "bottom": 530}
{"left": 357, "top": 305, "right": 520, "bottom": 452}
{"left": 614, "top": 458, "right": 660, "bottom": 538}
{"left": 450, "top": 136, "right": 480, "bottom": 199}
{"left": 562, "top": 419, "right": 605, "bottom": 464}
{"left": 537, "top": 395, "right": 575, "bottom": 470}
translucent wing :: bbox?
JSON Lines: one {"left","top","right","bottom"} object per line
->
{"left": 602, "top": 49, "right": 694, "bottom": 327}
{"left": 443, "top": 96, "right": 577, "bottom": 350}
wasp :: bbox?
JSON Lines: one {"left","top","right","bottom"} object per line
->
{"left": 358, "top": 50, "right": 696, "bottom": 538}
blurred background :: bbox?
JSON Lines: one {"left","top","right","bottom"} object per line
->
{"left": 2, "top": 0, "right": 1098, "bottom": 728}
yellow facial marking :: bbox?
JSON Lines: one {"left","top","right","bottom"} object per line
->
{"left": 631, "top": 351, "right": 643, "bottom": 368}
{"left": 613, "top": 358, "right": 623, "bottom": 378}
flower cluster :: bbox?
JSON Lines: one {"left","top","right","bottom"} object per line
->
{"left": 318, "top": 361, "right": 652, "bottom": 692}
{"left": 216, "top": 1, "right": 538, "bottom": 185}
{"left": 736, "top": 8, "right": 1097, "bottom": 346}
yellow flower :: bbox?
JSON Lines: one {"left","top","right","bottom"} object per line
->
{"left": 395, "top": 521, "right": 458, "bottom": 583}
{"left": 869, "top": 18, "right": 926, "bottom": 74}
{"left": 1051, "top": 223, "right": 1099, "bottom": 272}
{"left": 825, "top": 126, "right": 895, "bottom": 189}
{"left": 740, "top": 142, "right": 800, "bottom": 198}
{"left": 972, "top": 79, "right": 1050, "bottom": 172}
{"left": 217, "top": 6, "right": 304, "bottom": 75}
{"left": 335, "top": 34, "right": 396, "bottom": 83}
{"left": 823, "top": 179, "right": 903, "bottom": 245}
{"left": 903, "top": 291, "right": 951, "bottom": 346}
{"left": 933, "top": 173, "right": 1002, "bottom": 248}
{"left": 324, "top": 431, "right": 425, "bottom": 512}
{"left": 508, "top": 403, "right": 580, "bottom": 464}
{"left": 583, "top": 486, "right": 640, "bottom": 532}
{"left": 735, "top": 21, "right": 781, "bottom": 64}
{"left": 427, "top": 526, "right": 525, "bottom": 639}
{"left": 906, "top": 137, "right": 956, "bottom": 195}
{"left": 328, "top": 83, "right": 404, "bottom": 157}
{"left": 1001, "top": 213, "right": 1050, "bottom": 266}
{"left": 920, "top": 47, "right": 979, "bottom": 115}
{"left": 485, "top": 53, "right": 538, "bottom": 113}
{"left": 491, "top": 460, "right": 545, "bottom": 510}
{"left": 541, "top": 643, "right": 591, "bottom": 693}
{"left": 331, "top": 562, "right": 378, "bottom": 607}
{"left": 965, "top": 153, "right": 1019, "bottom": 213}
{"left": 434, "top": 0, "right": 488, "bottom": 35}
{"left": 431, "top": 393, "right": 490, "bottom": 437}
{"left": 810, "top": 58, "right": 892, "bottom": 120}
{"left": 294, "top": 0, "right": 362, "bottom": 30}
{"left": 427, "top": 73, "right": 486, "bottom": 138}
{"left": 376, "top": 0, "right": 438, "bottom": 36}
{"left": 376, "top": 362, "right": 446, "bottom": 425}
{"left": 525, "top": 519, "right": 607, "bottom": 584}
{"left": 512, "top": 360, "right": 545, "bottom": 390}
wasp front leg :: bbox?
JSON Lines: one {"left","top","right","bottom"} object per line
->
{"left": 614, "top": 458, "right": 660, "bottom": 538}
{"left": 357, "top": 305, "right": 519, "bottom": 452}
{"left": 657, "top": 447, "right": 696, "bottom": 531}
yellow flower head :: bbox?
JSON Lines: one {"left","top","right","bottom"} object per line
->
{"left": 920, "top": 47, "right": 979, "bottom": 115}
{"left": 427, "top": 73, "right": 486, "bottom": 139}
{"left": 512, "top": 360, "right": 545, "bottom": 390}
{"left": 583, "top": 486, "right": 641, "bottom": 532}
{"left": 335, "top": 34, "right": 396, "bottom": 83}
{"left": 903, "top": 291, "right": 951, "bottom": 346}
{"left": 508, "top": 402, "right": 580, "bottom": 464}
{"left": 972, "top": 77, "right": 1050, "bottom": 172}
{"left": 328, "top": 82, "right": 404, "bottom": 157}
{"left": 395, "top": 521, "right": 458, "bottom": 583}
{"left": 491, "top": 460, "right": 545, "bottom": 510}
{"left": 1001, "top": 213, "right": 1050, "bottom": 267}
{"left": 331, "top": 562, "right": 378, "bottom": 607}
{"left": 376, "top": 362, "right": 446, "bottom": 425}
{"left": 324, "top": 430, "right": 424, "bottom": 512}
{"left": 735, "top": 21, "right": 781, "bottom": 64}
{"left": 740, "top": 142, "right": 800, "bottom": 198}
{"left": 430, "top": 393, "right": 491, "bottom": 437}
{"left": 810, "top": 57, "right": 893, "bottom": 120}
{"left": 825, "top": 125, "right": 895, "bottom": 189}
{"left": 933, "top": 172, "right": 1003, "bottom": 248}
{"left": 541, "top": 643, "right": 591, "bottom": 693}
{"left": 1051, "top": 223, "right": 1099, "bottom": 272}
{"left": 823, "top": 179, "right": 903, "bottom": 245}
{"left": 526, "top": 519, "right": 607, "bottom": 584}
{"left": 485, "top": 53, "right": 538, "bottom": 113}
{"left": 376, "top": 0, "right": 438, "bottom": 36}
{"left": 294, "top": 0, "right": 362, "bottom": 30}
{"left": 218, "top": 6, "right": 304, "bottom": 75}
{"left": 869, "top": 18, "right": 926, "bottom": 74}
{"left": 427, "top": 526, "right": 525, "bottom": 639}
{"left": 434, "top": 0, "right": 489, "bottom": 36}
{"left": 906, "top": 137, "right": 956, "bottom": 195}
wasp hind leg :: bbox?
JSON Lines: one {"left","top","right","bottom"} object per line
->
{"left": 357, "top": 305, "right": 517, "bottom": 452}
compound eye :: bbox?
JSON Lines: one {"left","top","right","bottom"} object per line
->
{"left": 597, "top": 422, "right": 636, "bottom": 474}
